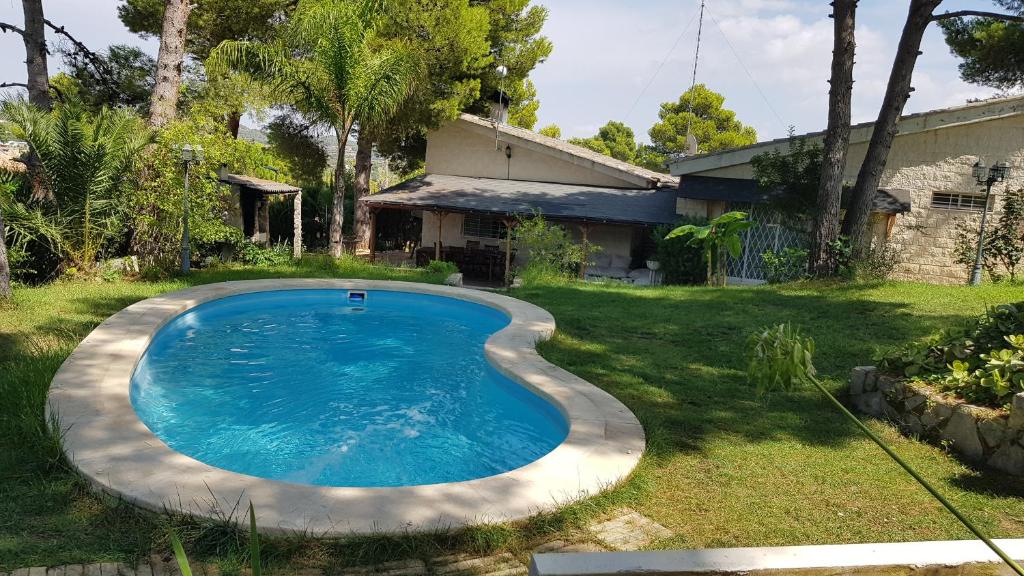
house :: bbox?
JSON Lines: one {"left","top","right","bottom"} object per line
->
{"left": 217, "top": 167, "right": 303, "bottom": 258}
{"left": 668, "top": 95, "right": 1024, "bottom": 284}
{"left": 363, "top": 110, "right": 679, "bottom": 284}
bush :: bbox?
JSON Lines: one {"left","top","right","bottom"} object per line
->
{"left": 761, "top": 247, "right": 808, "bottom": 284}
{"left": 652, "top": 218, "right": 706, "bottom": 285}
{"left": 127, "top": 115, "right": 298, "bottom": 270}
{"left": 953, "top": 188, "right": 1024, "bottom": 282}
{"left": 514, "top": 213, "right": 591, "bottom": 281}
{"left": 878, "top": 302, "right": 1024, "bottom": 407}
{"left": 235, "top": 241, "right": 292, "bottom": 267}
{"left": 827, "top": 235, "right": 901, "bottom": 281}
{"left": 425, "top": 259, "right": 458, "bottom": 276}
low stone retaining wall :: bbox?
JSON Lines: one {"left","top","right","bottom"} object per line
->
{"left": 849, "top": 366, "right": 1024, "bottom": 475}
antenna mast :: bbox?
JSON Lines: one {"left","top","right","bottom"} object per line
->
{"left": 685, "top": 0, "right": 706, "bottom": 155}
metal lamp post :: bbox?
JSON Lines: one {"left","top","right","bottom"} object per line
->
{"left": 180, "top": 144, "right": 204, "bottom": 274}
{"left": 969, "top": 160, "right": 1010, "bottom": 286}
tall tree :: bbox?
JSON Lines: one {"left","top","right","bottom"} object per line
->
{"left": 841, "top": 0, "right": 1024, "bottom": 248}
{"left": 648, "top": 84, "right": 757, "bottom": 156}
{"left": 119, "top": 0, "right": 294, "bottom": 135}
{"left": 0, "top": 1, "right": 51, "bottom": 110}
{"left": 209, "top": 0, "right": 418, "bottom": 257}
{"left": 352, "top": 0, "right": 492, "bottom": 248}
{"left": 62, "top": 45, "right": 156, "bottom": 114}
{"left": 569, "top": 121, "right": 638, "bottom": 162}
{"left": 470, "top": 0, "right": 552, "bottom": 123}
{"left": 811, "top": 0, "right": 857, "bottom": 275}
{"left": 148, "top": 0, "right": 192, "bottom": 127}
{"left": 940, "top": 1, "right": 1024, "bottom": 89}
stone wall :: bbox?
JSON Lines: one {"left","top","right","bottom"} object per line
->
{"left": 850, "top": 366, "right": 1024, "bottom": 475}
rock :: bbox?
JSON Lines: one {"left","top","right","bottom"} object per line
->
{"left": 921, "top": 401, "right": 953, "bottom": 429}
{"left": 905, "top": 394, "right": 928, "bottom": 412}
{"left": 942, "top": 409, "right": 985, "bottom": 461}
{"left": 444, "top": 273, "right": 463, "bottom": 287}
{"left": 877, "top": 375, "right": 898, "bottom": 394}
{"left": 904, "top": 413, "right": 924, "bottom": 437}
{"left": 978, "top": 418, "right": 1007, "bottom": 449}
{"left": 850, "top": 367, "right": 873, "bottom": 395}
{"left": 864, "top": 369, "right": 879, "bottom": 392}
{"left": 988, "top": 443, "right": 1024, "bottom": 475}
{"left": 1009, "top": 392, "right": 1024, "bottom": 430}
{"left": 854, "top": 391, "right": 885, "bottom": 417}
{"left": 510, "top": 277, "right": 523, "bottom": 289}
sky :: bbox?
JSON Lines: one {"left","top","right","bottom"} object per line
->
{"left": 0, "top": 0, "right": 1009, "bottom": 144}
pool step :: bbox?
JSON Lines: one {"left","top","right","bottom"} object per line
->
{"left": 587, "top": 508, "right": 673, "bottom": 551}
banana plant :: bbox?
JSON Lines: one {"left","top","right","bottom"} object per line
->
{"left": 749, "top": 324, "right": 1024, "bottom": 576}
{"left": 665, "top": 211, "right": 753, "bottom": 286}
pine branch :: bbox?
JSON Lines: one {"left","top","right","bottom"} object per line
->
{"left": 932, "top": 10, "right": 1024, "bottom": 23}
{"left": 0, "top": 82, "right": 29, "bottom": 89}
{"left": 43, "top": 19, "right": 111, "bottom": 76}
{"left": 0, "top": 22, "right": 26, "bottom": 37}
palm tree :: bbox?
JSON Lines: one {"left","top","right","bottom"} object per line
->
{"left": 209, "top": 0, "right": 418, "bottom": 257}
{"left": 0, "top": 99, "right": 149, "bottom": 269}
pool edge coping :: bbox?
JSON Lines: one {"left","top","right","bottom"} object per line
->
{"left": 46, "top": 279, "right": 645, "bottom": 536}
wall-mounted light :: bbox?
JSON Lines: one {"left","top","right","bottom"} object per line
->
{"left": 505, "top": 144, "right": 512, "bottom": 159}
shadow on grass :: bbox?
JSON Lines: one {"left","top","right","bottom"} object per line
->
{"left": 520, "top": 283, "right": 974, "bottom": 456}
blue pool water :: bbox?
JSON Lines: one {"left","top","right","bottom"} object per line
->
{"left": 130, "top": 289, "right": 568, "bottom": 487}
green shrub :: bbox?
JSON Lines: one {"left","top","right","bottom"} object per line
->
{"left": 653, "top": 218, "right": 706, "bottom": 285}
{"left": 127, "top": 115, "right": 297, "bottom": 269}
{"left": 426, "top": 259, "right": 458, "bottom": 276}
{"left": 236, "top": 241, "right": 292, "bottom": 267}
{"left": 761, "top": 247, "right": 808, "bottom": 284}
{"left": 878, "top": 302, "right": 1024, "bottom": 407}
{"left": 514, "top": 212, "right": 590, "bottom": 281}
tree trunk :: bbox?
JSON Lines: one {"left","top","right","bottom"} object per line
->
{"left": 21, "top": 0, "right": 50, "bottom": 110}
{"left": 227, "top": 110, "right": 241, "bottom": 138}
{"left": 811, "top": 0, "right": 857, "bottom": 276}
{"left": 328, "top": 123, "right": 351, "bottom": 258}
{"left": 0, "top": 208, "right": 11, "bottom": 299}
{"left": 842, "top": 0, "right": 942, "bottom": 249}
{"left": 353, "top": 130, "right": 373, "bottom": 250}
{"left": 148, "top": 0, "right": 191, "bottom": 128}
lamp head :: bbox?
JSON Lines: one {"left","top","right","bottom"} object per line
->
{"left": 992, "top": 161, "right": 1010, "bottom": 182}
{"left": 972, "top": 160, "right": 986, "bottom": 183}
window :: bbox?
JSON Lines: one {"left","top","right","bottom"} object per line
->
{"left": 930, "top": 192, "right": 991, "bottom": 212}
{"left": 462, "top": 215, "right": 508, "bottom": 239}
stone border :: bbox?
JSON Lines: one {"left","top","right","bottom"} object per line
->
{"left": 46, "top": 279, "right": 645, "bottom": 536}
{"left": 850, "top": 367, "right": 1024, "bottom": 475}
{"left": 529, "top": 539, "right": 1024, "bottom": 575}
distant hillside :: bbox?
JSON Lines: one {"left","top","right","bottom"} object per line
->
{"left": 239, "top": 124, "right": 353, "bottom": 168}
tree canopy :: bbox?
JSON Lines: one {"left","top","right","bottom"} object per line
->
{"left": 940, "top": 1, "right": 1024, "bottom": 89}
{"left": 118, "top": 0, "right": 294, "bottom": 60}
{"left": 569, "top": 120, "right": 667, "bottom": 172}
{"left": 648, "top": 84, "right": 757, "bottom": 156}
{"left": 537, "top": 123, "right": 561, "bottom": 138}
{"left": 59, "top": 44, "right": 156, "bottom": 114}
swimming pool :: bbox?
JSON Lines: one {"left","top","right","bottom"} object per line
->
{"left": 130, "top": 289, "right": 568, "bottom": 487}
{"left": 48, "top": 280, "right": 643, "bottom": 535}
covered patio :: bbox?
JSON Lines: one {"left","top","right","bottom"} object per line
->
{"left": 361, "top": 174, "right": 679, "bottom": 285}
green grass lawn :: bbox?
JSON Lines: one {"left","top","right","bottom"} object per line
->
{"left": 2, "top": 264, "right": 1024, "bottom": 571}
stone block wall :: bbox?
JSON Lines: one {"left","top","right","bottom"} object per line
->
{"left": 849, "top": 366, "right": 1024, "bottom": 475}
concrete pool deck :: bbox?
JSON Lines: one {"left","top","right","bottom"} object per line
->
{"left": 46, "top": 279, "right": 645, "bottom": 536}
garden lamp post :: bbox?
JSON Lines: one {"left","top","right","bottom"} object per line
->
{"left": 180, "top": 144, "right": 204, "bottom": 274}
{"left": 969, "top": 160, "right": 1010, "bottom": 286}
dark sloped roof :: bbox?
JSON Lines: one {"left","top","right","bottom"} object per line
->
{"left": 363, "top": 174, "right": 679, "bottom": 226}
{"left": 219, "top": 173, "right": 300, "bottom": 193}
{"left": 679, "top": 175, "right": 912, "bottom": 214}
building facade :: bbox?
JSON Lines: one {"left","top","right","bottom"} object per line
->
{"left": 669, "top": 96, "right": 1024, "bottom": 284}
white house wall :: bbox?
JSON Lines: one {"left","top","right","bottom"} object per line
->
{"left": 425, "top": 122, "right": 639, "bottom": 188}
{"left": 681, "top": 115, "right": 1024, "bottom": 284}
